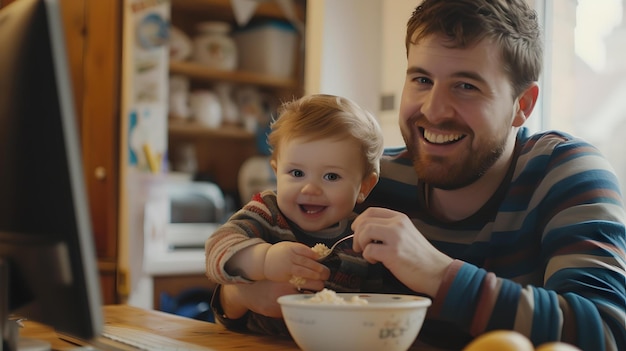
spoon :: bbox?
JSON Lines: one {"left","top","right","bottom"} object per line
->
{"left": 316, "top": 234, "right": 354, "bottom": 260}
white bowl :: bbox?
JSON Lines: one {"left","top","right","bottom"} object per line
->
{"left": 277, "top": 292, "right": 431, "bottom": 351}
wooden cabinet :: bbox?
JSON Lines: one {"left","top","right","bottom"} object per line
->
{"left": 168, "top": 0, "right": 306, "bottom": 203}
{"left": 60, "top": 0, "right": 122, "bottom": 304}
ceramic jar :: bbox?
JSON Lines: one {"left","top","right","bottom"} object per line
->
{"left": 192, "top": 21, "right": 238, "bottom": 71}
{"left": 190, "top": 90, "right": 222, "bottom": 128}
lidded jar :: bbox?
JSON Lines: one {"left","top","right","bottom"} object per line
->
{"left": 192, "top": 21, "right": 238, "bottom": 71}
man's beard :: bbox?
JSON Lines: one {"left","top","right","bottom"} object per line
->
{"left": 403, "top": 128, "right": 508, "bottom": 190}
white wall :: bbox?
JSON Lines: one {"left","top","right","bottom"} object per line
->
{"left": 304, "top": 0, "right": 382, "bottom": 122}
{"left": 379, "top": 1, "right": 416, "bottom": 147}
{"left": 305, "top": 0, "right": 414, "bottom": 147}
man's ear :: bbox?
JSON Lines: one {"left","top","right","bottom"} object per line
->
{"left": 356, "top": 172, "right": 379, "bottom": 204}
{"left": 513, "top": 82, "right": 539, "bottom": 127}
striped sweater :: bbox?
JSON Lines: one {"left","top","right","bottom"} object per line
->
{"left": 363, "top": 127, "right": 626, "bottom": 350}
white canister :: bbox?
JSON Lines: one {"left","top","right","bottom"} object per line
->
{"left": 190, "top": 90, "right": 222, "bottom": 128}
{"left": 192, "top": 21, "right": 238, "bottom": 71}
{"left": 169, "top": 92, "right": 190, "bottom": 120}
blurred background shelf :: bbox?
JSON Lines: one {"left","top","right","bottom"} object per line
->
{"left": 169, "top": 60, "right": 298, "bottom": 90}
{"left": 168, "top": 120, "right": 255, "bottom": 140}
{"left": 167, "top": 0, "right": 306, "bottom": 203}
{"left": 171, "top": 0, "right": 306, "bottom": 21}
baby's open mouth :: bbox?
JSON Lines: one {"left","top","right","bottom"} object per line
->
{"left": 300, "top": 204, "right": 326, "bottom": 214}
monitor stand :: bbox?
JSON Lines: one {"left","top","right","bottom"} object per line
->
{"left": 1, "top": 259, "right": 51, "bottom": 351}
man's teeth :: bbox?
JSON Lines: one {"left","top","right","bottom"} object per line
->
{"left": 423, "top": 130, "right": 463, "bottom": 144}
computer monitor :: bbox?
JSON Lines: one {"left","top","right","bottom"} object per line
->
{"left": 0, "top": 0, "right": 104, "bottom": 349}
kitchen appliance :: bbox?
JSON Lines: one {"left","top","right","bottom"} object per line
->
{"left": 165, "top": 181, "right": 225, "bottom": 250}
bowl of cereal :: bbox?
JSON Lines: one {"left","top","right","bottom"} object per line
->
{"left": 277, "top": 289, "right": 431, "bottom": 351}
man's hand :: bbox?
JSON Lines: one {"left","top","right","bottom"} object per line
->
{"left": 351, "top": 207, "right": 453, "bottom": 297}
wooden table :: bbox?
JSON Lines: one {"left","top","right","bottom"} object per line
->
{"left": 19, "top": 304, "right": 442, "bottom": 350}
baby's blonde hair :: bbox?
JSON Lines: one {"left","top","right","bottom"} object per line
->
{"left": 267, "top": 94, "right": 384, "bottom": 177}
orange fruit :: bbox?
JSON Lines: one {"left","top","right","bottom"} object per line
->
{"left": 463, "top": 330, "right": 534, "bottom": 351}
{"left": 536, "top": 341, "right": 582, "bottom": 351}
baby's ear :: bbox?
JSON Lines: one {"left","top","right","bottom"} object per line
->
{"left": 357, "top": 172, "right": 379, "bottom": 203}
{"left": 270, "top": 159, "right": 278, "bottom": 174}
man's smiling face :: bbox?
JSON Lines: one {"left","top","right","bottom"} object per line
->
{"left": 399, "top": 34, "right": 520, "bottom": 190}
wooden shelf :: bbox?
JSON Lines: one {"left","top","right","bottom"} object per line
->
{"left": 167, "top": 0, "right": 305, "bottom": 197}
{"left": 168, "top": 120, "right": 255, "bottom": 140}
{"left": 169, "top": 60, "right": 298, "bottom": 90}
{"left": 168, "top": 121, "right": 258, "bottom": 194}
{"left": 171, "top": 0, "right": 306, "bottom": 21}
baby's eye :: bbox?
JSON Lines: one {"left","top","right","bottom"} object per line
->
{"left": 324, "top": 173, "right": 340, "bottom": 181}
{"left": 289, "top": 169, "right": 304, "bottom": 177}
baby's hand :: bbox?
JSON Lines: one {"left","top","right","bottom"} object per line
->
{"left": 264, "top": 242, "right": 329, "bottom": 285}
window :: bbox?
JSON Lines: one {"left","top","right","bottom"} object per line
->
{"left": 538, "top": 0, "right": 626, "bottom": 189}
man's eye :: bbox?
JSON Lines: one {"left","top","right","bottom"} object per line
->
{"left": 413, "top": 76, "right": 432, "bottom": 84}
{"left": 290, "top": 170, "right": 304, "bottom": 177}
{"left": 459, "top": 82, "right": 478, "bottom": 90}
{"left": 324, "top": 173, "right": 340, "bottom": 181}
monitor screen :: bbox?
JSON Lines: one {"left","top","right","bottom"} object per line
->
{"left": 0, "top": 0, "right": 104, "bottom": 348}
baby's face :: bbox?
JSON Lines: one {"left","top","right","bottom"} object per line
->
{"left": 272, "top": 137, "right": 366, "bottom": 232}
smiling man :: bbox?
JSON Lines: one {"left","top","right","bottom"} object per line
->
{"left": 351, "top": 0, "right": 625, "bottom": 350}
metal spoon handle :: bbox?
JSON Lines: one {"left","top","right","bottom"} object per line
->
{"left": 328, "top": 234, "right": 354, "bottom": 252}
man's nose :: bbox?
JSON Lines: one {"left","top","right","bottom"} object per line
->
{"left": 421, "top": 86, "right": 454, "bottom": 122}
